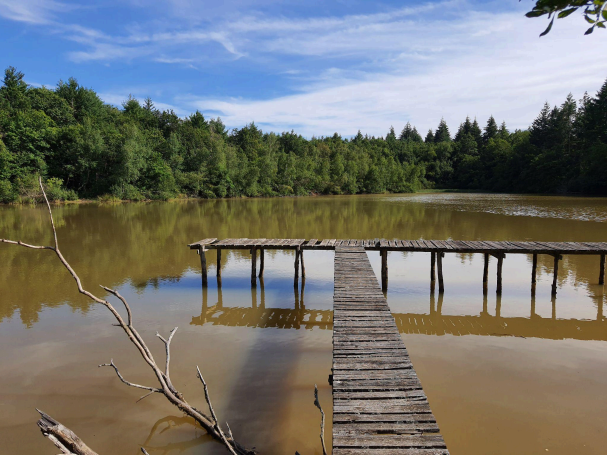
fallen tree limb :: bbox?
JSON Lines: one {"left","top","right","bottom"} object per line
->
{"left": 1, "top": 178, "right": 256, "bottom": 455}
{"left": 37, "top": 409, "right": 98, "bottom": 455}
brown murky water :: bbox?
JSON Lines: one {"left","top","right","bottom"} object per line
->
{"left": 1, "top": 193, "right": 606, "bottom": 455}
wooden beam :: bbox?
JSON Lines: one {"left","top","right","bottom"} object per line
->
{"left": 294, "top": 247, "right": 300, "bottom": 287}
{"left": 301, "top": 249, "right": 306, "bottom": 278}
{"left": 496, "top": 253, "right": 504, "bottom": 295}
{"left": 381, "top": 249, "right": 388, "bottom": 292}
{"left": 531, "top": 253, "right": 537, "bottom": 284}
{"left": 216, "top": 248, "right": 222, "bottom": 278}
{"left": 251, "top": 247, "right": 257, "bottom": 287}
{"left": 552, "top": 254, "right": 561, "bottom": 296}
{"left": 600, "top": 254, "right": 605, "bottom": 285}
{"left": 483, "top": 253, "right": 489, "bottom": 294}
{"left": 430, "top": 252, "right": 436, "bottom": 282}
{"left": 437, "top": 251, "right": 444, "bottom": 293}
{"left": 258, "top": 248, "right": 265, "bottom": 278}
{"left": 199, "top": 247, "right": 207, "bottom": 288}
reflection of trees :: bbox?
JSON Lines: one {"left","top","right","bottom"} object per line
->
{"left": 1, "top": 195, "right": 606, "bottom": 326}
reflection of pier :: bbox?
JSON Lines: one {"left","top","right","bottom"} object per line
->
{"left": 192, "top": 290, "right": 607, "bottom": 342}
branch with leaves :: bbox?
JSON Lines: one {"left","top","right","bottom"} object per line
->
{"left": 526, "top": 0, "right": 607, "bottom": 36}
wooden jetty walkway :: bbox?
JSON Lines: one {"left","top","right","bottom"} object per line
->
{"left": 188, "top": 237, "right": 607, "bottom": 455}
{"left": 189, "top": 238, "right": 607, "bottom": 295}
{"left": 332, "top": 245, "right": 448, "bottom": 454}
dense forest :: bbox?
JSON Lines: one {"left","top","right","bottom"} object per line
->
{"left": 0, "top": 66, "right": 606, "bottom": 202}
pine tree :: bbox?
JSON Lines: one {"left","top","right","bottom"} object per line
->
{"left": 470, "top": 119, "right": 483, "bottom": 146}
{"left": 530, "top": 102, "right": 551, "bottom": 147}
{"left": 483, "top": 116, "right": 499, "bottom": 144}
{"left": 399, "top": 122, "right": 413, "bottom": 141}
{"left": 386, "top": 126, "right": 397, "bottom": 141}
{"left": 425, "top": 129, "right": 434, "bottom": 143}
{"left": 498, "top": 121, "right": 509, "bottom": 140}
{"left": 434, "top": 118, "right": 451, "bottom": 143}
{"left": 455, "top": 117, "right": 472, "bottom": 142}
{"left": 410, "top": 127, "right": 423, "bottom": 143}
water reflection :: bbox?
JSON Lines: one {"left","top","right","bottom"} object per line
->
{"left": 192, "top": 281, "right": 607, "bottom": 341}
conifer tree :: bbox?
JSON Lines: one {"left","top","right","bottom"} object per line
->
{"left": 410, "top": 126, "right": 423, "bottom": 143}
{"left": 434, "top": 118, "right": 451, "bottom": 143}
{"left": 425, "top": 129, "right": 434, "bottom": 143}
{"left": 399, "top": 122, "right": 413, "bottom": 141}
{"left": 498, "top": 121, "right": 509, "bottom": 140}
{"left": 483, "top": 116, "right": 499, "bottom": 144}
{"left": 470, "top": 118, "right": 483, "bottom": 146}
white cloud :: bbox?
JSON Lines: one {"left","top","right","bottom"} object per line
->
{"left": 0, "top": 0, "right": 69, "bottom": 24}
{"left": 179, "top": 10, "right": 607, "bottom": 137}
{"left": 2, "top": 0, "right": 606, "bottom": 138}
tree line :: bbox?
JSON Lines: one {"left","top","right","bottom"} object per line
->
{"left": 0, "top": 66, "right": 606, "bottom": 202}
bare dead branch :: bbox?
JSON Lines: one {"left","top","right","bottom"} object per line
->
{"left": 156, "top": 327, "right": 178, "bottom": 377}
{"left": 197, "top": 366, "right": 239, "bottom": 455}
{"left": 99, "top": 359, "right": 162, "bottom": 395}
{"left": 314, "top": 385, "right": 327, "bottom": 455}
{"left": 37, "top": 409, "right": 98, "bottom": 455}
{"left": 2, "top": 179, "right": 257, "bottom": 455}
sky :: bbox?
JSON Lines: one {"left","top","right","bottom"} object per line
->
{"left": 0, "top": 0, "right": 606, "bottom": 138}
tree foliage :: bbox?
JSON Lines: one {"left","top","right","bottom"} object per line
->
{"left": 526, "top": 0, "right": 607, "bottom": 36}
{"left": 0, "top": 67, "right": 606, "bottom": 202}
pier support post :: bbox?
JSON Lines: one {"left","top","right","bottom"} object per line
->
{"left": 496, "top": 253, "right": 504, "bottom": 295}
{"left": 381, "top": 250, "right": 388, "bottom": 292}
{"left": 259, "top": 248, "right": 265, "bottom": 278}
{"left": 251, "top": 247, "right": 257, "bottom": 287}
{"left": 600, "top": 254, "right": 605, "bottom": 285}
{"left": 431, "top": 252, "right": 436, "bottom": 282}
{"left": 199, "top": 247, "right": 208, "bottom": 287}
{"left": 483, "top": 253, "right": 489, "bottom": 294}
{"left": 552, "top": 254, "right": 562, "bottom": 297}
{"left": 301, "top": 249, "right": 306, "bottom": 279}
{"left": 531, "top": 253, "right": 537, "bottom": 284}
{"left": 437, "top": 252, "right": 445, "bottom": 294}
{"left": 294, "top": 247, "right": 300, "bottom": 287}
{"left": 216, "top": 249, "right": 222, "bottom": 278}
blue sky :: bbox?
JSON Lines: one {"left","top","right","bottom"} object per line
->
{"left": 1, "top": 0, "right": 606, "bottom": 137}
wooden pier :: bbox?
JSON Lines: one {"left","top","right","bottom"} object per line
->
{"left": 332, "top": 245, "right": 448, "bottom": 454}
{"left": 188, "top": 237, "right": 607, "bottom": 455}
{"left": 189, "top": 238, "right": 607, "bottom": 296}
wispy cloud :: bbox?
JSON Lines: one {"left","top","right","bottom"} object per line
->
{"left": 0, "top": 0, "right": 70, "bottom": 24}
{"left": 1, "top": 0, "right": 606, "bottom": 138}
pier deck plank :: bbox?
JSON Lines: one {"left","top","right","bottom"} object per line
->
{"left": 332, "top": 245, "right": 449, "bottom": 455}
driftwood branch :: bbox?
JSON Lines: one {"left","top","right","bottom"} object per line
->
{"left": 37, "top": 409, "right": 99, "bottom": 455}
{"left": 2, "top": 178, "right": 256, "bottom": 455}
{"left": 313, "top": 385, "right": 328, "bottom": 455}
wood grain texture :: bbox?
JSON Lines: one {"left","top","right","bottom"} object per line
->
{"left": 332, "top": 246, "right": 449, "bottom": 454}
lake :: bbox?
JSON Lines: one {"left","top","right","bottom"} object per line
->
{"left": 1, "top": 193, "right": 607, "bottom": 455}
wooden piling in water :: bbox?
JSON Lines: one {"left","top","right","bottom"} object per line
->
{"left": 496, "top": 253, "right": 504, "bottom": 295}
{"left": 600, "top": 254, "right": 605, "bottom": 285}
{"left": 483, "top": 253, "right": 489, "bottom": 294}
{"left": 552, "top": 254, "right": 561, "bottom": 296}
{"left": 437, "top": 251, "right": 444, "bottom": 293}
{"left": 258, "top": 248, "right": 264, "bottom": 278}
{"left": 431, "top": 252, "right": 436, "bottom": 282}
{"left": 216, "top": 249, "right": 222, "bottom": 278}
{"left": 300, "top": 249, "right": 306, "bottom": 278}
{"left": 251, "top": 247, "right": 257, "bottom": 287}
{"left": 294, "top": 247, "right": 300, "bottom": 287}
{"left": 381, "top": 249, "right": 388, "bottom": 292}
{"left": 199, "top": 247, "right": 208, "bottom": 287}
{"left": 532, "top": 253, "right": 537, "bottom": 284}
